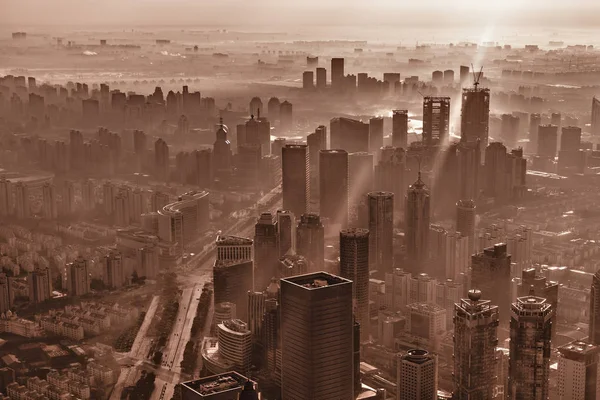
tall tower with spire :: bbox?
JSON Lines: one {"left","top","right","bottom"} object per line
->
{"left": 405, "top": 170, "right": 430, "bottom": 274}
{"left": 213, "top": 117, "right": 232, "bottom": 184}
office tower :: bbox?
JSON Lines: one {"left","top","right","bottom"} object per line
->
{"left": 282, "top": 144, "right": 309, "bottom": 218}
{"left": 276, "top": 210, "right": 296, "bottom": 257}
{"left": 375, "top": 146, "right": 406, "bottom": 224}
{"left": 457, "top": 140, "right": 481, "bottom": 201}
{"left": 302, "top": 71, "right": 314, "bottom": 89}
{"left": 432, "top": 70, "right": 443, "bottom": 85}
{"left": 348, "top": 152, "right": 374, "bottom": 220}
{"left": 262, "top": 291, "right": 281, "bottom": 384}
{"left": 460, "top": 86, "right": 490, "bottom": 158}
{"left": 42, "top": 183, "right": 58, "bottom": 219}
{"left": 103, "top": 251, "right": 125, "bottom": 289}
{"left": 278, "top": 254, "right": 308, "bottom": 279}
{"left": 397, "top": 349, "right": 438, "bottom": 400}
{"left": 484, "top": 142, "right": 508, "bottom": 200}
{"left": 471, "top": 244, "right": 511, "bottom": 326}
{"left": 0, "top": 178, "right": 13, "bottom": 216}
{"left": 137, "top": 246, "right": 159, "bottom": 279}
{"left": 154, "top": 138, "right": 170, "bottom": 181}
{"left": 456, "top": 200, "right": 476, "bottom": 255}
{"left": 247, "top": 290, "right": 265, "bottom": 346}
{"left": 529, "top": 113, "right": 541, "bottom": 149}
{"left": 331, "top": 58, "right": 345, "bottom": 90}
{"left": 561, "top": 125, "right": 582, "bottom": 152}
{"left": 14, "top": 182, "right": 30, "bottom": 219}
{"left": 307, "top": 126, "right": 326, "bottom": 209}
{"left": 150, "top": 190, "right": 169, "bottom": 212}
{"left": 236, "top": 144, "right": 262, "bottom": 189}
{"left": 551, "top": 112, "right": 562, "bottom": 128}
{"left": 537, "top": 124, "right": 558, "bottom": 158}
{"left": 453, "top": 290, "right": 499, "bottom": 400}
{"left": 0, "top": 274, "right": 11, "bottom": 314}
{"left": 369, "top": 117, "right": 384, "bottom": 155}
{"left": 28, "top": 266, "right": 52, "bottom": 304}
{"left": 558, "top": 341, "right": 600, "bottom": 400}
{"left": 330, "top": 117, "right": 370, "bottom": 153}
{"left": 508, "top": 295, "right": 553, "bottom": 400}
{"left": 249, "top": 97, "right": 262, "bottom": 117}
{"left": 280, "top": 100, "right": 293, "bottom": 131}
{"left": 385, "top": 268, "right": 411, "bottom": 312}
{"left": 368, "top": 192, "right": 394, "bottom": 276}
{"left": 296, "top": 213, "right": 325, "bottom": 272}
{"left": 216, "top": 235, "right": 253, "bottom": 263}
{"left": 213, "top": 118, "right": 232, "bottom": 183}
{"left": 69, "top": 129, "right": 84, "bottom": 170}
{"left": 67, "top": 257, "right": 90, "bottom": 297}
{"left": 280, "top": 272, "right": 354, "bottom": 400}
{"left": 429, "top": 227, "right": 469, "bottom": 281}
{"left": 339, "top": 229, "right": 370, "bottom": 340}
{"left": 60, "top": 180, "right": 75, "bottom": 216}
{"left": 444, "top": 69, "right": 454, "bottom": 84}
{"left": 405, "top": 173, "right": 430, "bottom": 272}
{"left": 460, "top": 65, "right": 470, "bottom": 85}
{"left": 267, "top": 97, "right": 280, "bottom": 121}
{"left": 392, "top": 110, "right": 409, "bottom": 149}
{"left": 213, "top": 260, "right": 253, "bottom": 322}
{"left": 501, "top": 114, "right": 520, "bottom": 149}
{"left": 517, "top": 268, "right": 559, "bottom": 339}
{"left": 217, "top": 319, "right": 252, "bottom": 376}
{"left": 592, "top": 97, "right": 600, "bottom": 136}
{"left": 254, "top": 213, "right": 279, "bottom": 291}
{"left": 423, "top": 97, "right": 450, "bottom": 146}
{"left": 316, "top": 67, "right": 326, "bottom": 89}
{"left": 319, "top": 149, "right": 349, "bottom": 229}
{"left": 157, "top": 190, "right": 210, "bottom": 248}
{"left": 590, "top": 270, "right": 600, "bottom": 345}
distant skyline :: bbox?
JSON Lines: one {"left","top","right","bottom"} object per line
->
{"left": 2, "top": 0, "right": 600, "bottom": 29}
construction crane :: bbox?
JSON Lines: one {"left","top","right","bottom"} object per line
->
{"left": 471, "top": 64, "right": 484, "bottom": 88}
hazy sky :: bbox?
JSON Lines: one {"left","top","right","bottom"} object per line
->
{"left": 1, "top": 0, "right": 599, "bottom": 28}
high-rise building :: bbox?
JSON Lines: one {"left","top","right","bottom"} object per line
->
{"left": 154, "top": 138, "right": 170, "bottom": 181}
{"left": 307, "top": 126, "right": 326, "bottom": 210}
{"left": 213, "top": 118, "right": 232, "bottom": 184}
{"left": 42, "top": 182, "right": 58, "bottom": 219}
{"left": 280, "top": 101, "right": 293, "bottom": 132}
{"left": 319, "top": 149, "right": 349, "bottom": 229}
{"left": 254, "top": 213, "right": 279, "bottom": 291}
{"left": 278, "top": 254, "right": 308, "bottom": 279}
{"left": 517, "top": 268, "right": 558, "bottom": 339}
{"left": 484, "top": 142, "right": 509, "bottom": 200}
{"left": 213, "top": 260, "right": 254, "bottom": 322}
{"left": 0, "top": 178, "right": 13, "bottom": 217}
{"left": 103, "top": 251, "right": 125, "bottom": 289}
{"left": 392, "top": 110, "right": 409, "bottom": 149}
{"left": 330, "top": 117, "right": 370, "bottom": 153}
{"left": 423, "top": 97, "right": 450, "bottom": 146}
{"left": 369, "top": 117, "right": 384, "bottom": 156}
{"left": 529, "top": 113, "right": 541, "bottom": 150}
{"left": 460, "top": 86, "right": 490, "bottom": 159}
{"left": 405, "top": 173, "right": 431, "bottom": 273}
{"left": 537, "top": 124, "right": 559, "bottom": 158}
{"left": 331, "top": 58, "right": 345, "bottom": 90}
{"left": 375, "top": 146, "right": 406, "bottom": 224}
{"left": 296, "top": 213, "right": 325, "bottom": 272}
{"left": 397, "top": 349, "right": 438, "bottom": 400}
{"left": 508, "top": 294, "right": 553, "bottom": 400}
{"left": 460, "top": 65, "right": 470, "bottom": 85}
{"left": 0, "top": 274, "right": 11, "bottom": 314}
{"left": 429, "top": 226, "right": 469, "bottom": 281}
{"left": 217, "top": 319, "right": 252, "bottom": 376}
{"left": 471, "top": 244, "right": 511, "bottom": 326}
{"left": 592, "top": 97, "right": 600, "bottom": 136}
{"left": 282, "top": 144, "right": 309, "bottom": 218}
{"left": 456, "top": 200, "right": 476, "bottom": 255}
{"left": 215, "top": 235, "right": 253, "bottom": 263}
{"left": 249, "top": 97, "right": 263, "bottom": 117}
{"left": 589, "top": 270, "right": 600, "bottom": 345}
{"left": 67, "top": 257, "right": 90, "bottom": 297}
{"left": 457, "top": 140, "right": 481, "bottom": 202}
{"left": 557, "top": 341, "right": 600, "bottom": 400}
{"left": 14, "top": 182, "right": 30, "bottom": 219}
{"left": 247, "top": 290, "right": 266, "bottom": 349}
{"left": 348, "top": 152, "right": 374, "bottom": 220}
{"left": 339, "top": 228, "right": 370, "bottom": 340}
{"left": 302, "top": 71, "right": 314, "bottom": 89}
{"left": 28, "top": 266, "right": 52, "bottom": 304}
{"left": 367, "top": 192, "right": 394, "bottom": 276}
{"left": 276, "top": 210, "right": 296, "bottom": 257}
{"left": 316, "top": 67, "right": 326, "bottom": 89}
{"left": 561, "top": 125, "right": 582, "bottom": 152}
{"left": 453, "top": 290, "right": 499, "bottom": 400}
{"left": 280, "top": 272, "right": 354, "bottom": 400}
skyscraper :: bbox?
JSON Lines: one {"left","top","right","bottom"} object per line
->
{"left": 14, "top": 182, "right": 30, "bottom": 219}
{"left": 296, "top": 213, "right": 325, "bottom": 272}
{"left": 397, "top": 349, "right": 438, "bottom": 400}
{"left": 369, "top": 117, "right": 384, "bottom": 156}
{"left": 457, "top": 140, "right": 481, "bottom": 202}
{"left": 280, "top": 272, "right": 354, "bottom": 400}
{"left": 557, "top": 341, "right": 600, "bottom": 400}
{"left": 508, "top": 294, "right": 553, "bottom": 400}
{"left": 339, "top": 228, "right": 370, "bottom": 340}
{"left": 375, "top": 146, "right": 406, "bottom": 224}
{"left": 0, "top": 178, "right": 13, "bottom": 217}
{"left": 282, "top": 144, "right": 309, "bottom": 218}
{"left": 0, "top": 274, "right": 11, "bottom": 314}
{"left": 276, "top": 210, "right": 296, "bottom": 257}
{"left": 307, "top": 126, "right": 326, "bottom": 210}
{"left": 213, "top": 118, "right": 232, "bottom": 183}
{"left": 589, "top": 270, "right": 600, "bottom": 345}
{"left": 103, "top": 251, "right": 125, "bottom": 289}
{"left": 423, "top": 97, "right": 450, "bottom": 147}
{"left": 456, "top": 200, "right": 476, "bottom": 255}
{"left": 330, "top": 117, "right": 370, "bottom": 153}
{"left": 392, "top": 110, "right": 409, "bottom": 149}
{"left": 319, "top": 149, "right": 349, "bottom": 229}
{"left": 592, "top": 97, "right": 600, "bottom": 136}
{"left": 500, "top": 113, "right": 520, "bottom": 149}
{"left": 28, "top": 266, "right": 52, "bottom": 304}
{"left": 537, "top": 124, "right": 559, "bottom": 158}
{"left": 453, "top": 289, "right": 499, "bottom": 400}
{"left": 517, "top": 268, "right": 559, "bottom": 340}
{"left": 460, "top": 86, "right": 490, "bottom": 159}
{"left": 471, "top": 244, "right": 511, "bottom": 326}
{"left": 42, "top": 182, "right": 58, "bottom": 219}
{"left": 348, "top": 152, "right": 374, "bottom": 221}
{"left": 67, "top": 257, "right": 90, "bottom": 297}
{"left": 331, "top": 58, "right": 345, "bottom": 90}
{"left": 316, "top": 67, "right": 326, "bottom": 89}
{"left": 254, "top": 213, "right": 279, "bottom": 291}
{"left": 154, "top": 138, "right": 170, "bottom": 181}
{"left": 405, "top": 173, "right": 431, "bottom": 273}
{"left": 368, "top": 192, "right": 394, "bottom": 276}
{"left": 529, "top": 113, "right": 541, "bottom": 150}
{"left": 213, "top": 260, "right": 254, "bottom": 322}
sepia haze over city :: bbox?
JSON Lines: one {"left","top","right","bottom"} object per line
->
{"left": 0, "top": 1, "right": 599, "bottom": 400}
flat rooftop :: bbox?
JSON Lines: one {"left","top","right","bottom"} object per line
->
{"left": 282, "top": 271, "right": 351, "bottom": 289}
{"left": 182, "top": 371, "right": 251, "bottom": 397}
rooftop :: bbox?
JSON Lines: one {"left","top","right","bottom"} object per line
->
{"left": 182, "top": 371, "right": 251, "bottom": 397}
{"left": 216, "top": 235, "right": 253, "bottom": 246}
{"left": 282, "top": 271, "right": 351, "bottom": 290}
